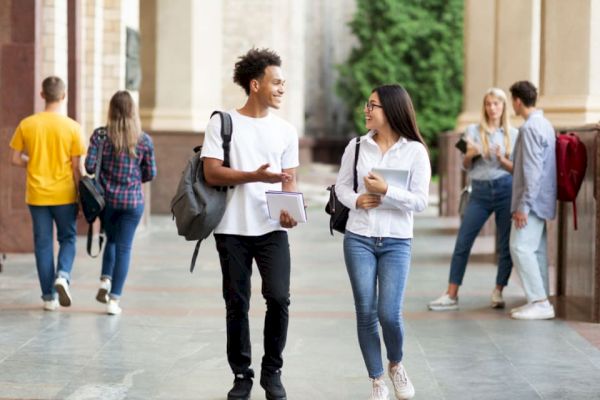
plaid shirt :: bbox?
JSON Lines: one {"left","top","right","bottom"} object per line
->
{"left": 85, "top": 128, "right": 157, "bottom": 209}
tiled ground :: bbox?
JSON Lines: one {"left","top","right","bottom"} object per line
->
{"left": 1, "top": 183, "right": 599, "bottom": 400}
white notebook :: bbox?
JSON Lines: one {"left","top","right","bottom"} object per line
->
{"left": 266, "top": 191, "right": 307, "bottom": 223}
{"left": 371, "top": 167, "right": 410, "bottom": 189}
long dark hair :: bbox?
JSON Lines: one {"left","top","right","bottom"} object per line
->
{"left": 373, "top": 84, "right": 426, "bottom": 147}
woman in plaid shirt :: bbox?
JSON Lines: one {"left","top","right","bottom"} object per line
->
{"left": 85, "top": 90, "right": 157, "bottom": 315}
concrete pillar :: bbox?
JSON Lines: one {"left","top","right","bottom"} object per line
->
{"left": 456, "top": 0, "right": 496, "bottom": 131}
{"left": 221, "top": 0, "right": 305, "bottom": 135}
{"left": 305, "top": 0, "right": 356, "bottom": 138}
{"left": 539, "top": 0, "right": 600, "bottom": 126}
{"left": 81, "top": 0, "right": 104, "bottom": 134}
{"left": 140, "top": 0, "right": 223, "bottom": 131}
{"left": 495, "top": 0, "right": 541, "bottom": 91}
{"left": 40, "top": 0, "right": 69, "bottom": 114}
{"left": 457, "top": 0, "right": 541, "bottom": 130}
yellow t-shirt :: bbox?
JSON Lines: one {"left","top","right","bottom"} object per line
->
{"left": 9, "top": 112, "right": 86, "bottom": 205}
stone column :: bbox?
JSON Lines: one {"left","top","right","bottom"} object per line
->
{"left": 457, "top": 0, "right": 541, "bottom": 130}
{"left": 81, "top": 0, "right": 104, "bottom": 135}
{"left": 40, "top": 0, "right": 69, "bottom": 113}
{"left": 221, "top": 0, "right": 305, "bottom": 135}
{"left": 539, "top": 0, "right": 600, "bottom": 126}
{"left": 495, "top": 0, "right": 541, "bottom": 91}
{"left": 0, "top": 0, "right": 41, "bottom": 252}
{"left": 456, "top": 0, "right": 496, "bottom": 131}
{"left": 140, "top": 0, "right": 223, "bottom": 131}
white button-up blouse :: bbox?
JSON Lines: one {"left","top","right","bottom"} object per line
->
{"left": 335, "top": 131, "right": 431, "bottom": 239}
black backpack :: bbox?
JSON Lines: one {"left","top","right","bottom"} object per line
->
{"left": 79, "top": 127, "right": 107, "bottom": 257}
{"left": 171, "top": 111, "right": 233, "bottom": 272}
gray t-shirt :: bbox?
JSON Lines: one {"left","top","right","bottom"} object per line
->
{"left": 464, "top": 124, "right": 518, "bottom": 181}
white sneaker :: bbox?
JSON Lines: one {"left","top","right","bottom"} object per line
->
{"left": 107, "top": 299, "right": 122, "bottom": 315}
{"left": 54, "top": 277, "right": 72, "bottom": 307}
{"left": 368, "top": 378, "right": 389, "bottom": 400}
{"left": 510, "top": 302, "right": 530, "bottom": 314}
{"left": 96, "top": 279, "right": 111, "bottom": 304}
{"left": 511, "top": 300, "right": 555, "bottom": 320}
{"left": 388, "top": 364, "right": 415, "bottom": 400}
{"left": 43, "top": 299, "right": 58, "bottom": 311}
{"left": 491, "top": 288, "right": 505, "bottom": 309}
{"left": 428, "top": 293, "right": 458, "bottom": 311}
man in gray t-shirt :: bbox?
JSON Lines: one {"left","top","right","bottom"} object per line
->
{"left": 508, "top": 81, "right": 556, "bottom": 320}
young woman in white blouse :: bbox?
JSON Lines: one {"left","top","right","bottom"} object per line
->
{"left": 336, "top": 84, "right": 431, "bottom": 400}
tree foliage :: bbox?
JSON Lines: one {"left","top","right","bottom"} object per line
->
{"left": 337, "top": 0, "right": 463, "bottom": 155}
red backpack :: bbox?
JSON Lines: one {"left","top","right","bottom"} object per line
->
{"left": 556, "top": 132, "right": 587, "bottom": 230}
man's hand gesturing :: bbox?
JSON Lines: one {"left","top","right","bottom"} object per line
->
{"left": 255, "top": 163, "right": 292, "bottom": 183}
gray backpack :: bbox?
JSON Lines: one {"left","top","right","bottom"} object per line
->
{"left": 171, "top": 111, "right": 233, "bottom": 272}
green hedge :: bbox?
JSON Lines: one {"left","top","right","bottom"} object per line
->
{"left": 337, "top": 0, "right": 464, "bottom": 164}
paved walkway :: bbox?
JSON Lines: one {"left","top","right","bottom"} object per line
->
{"left": 1, "top": 178, "right": 600, "bottom": 399}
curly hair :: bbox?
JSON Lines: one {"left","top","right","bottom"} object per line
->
{"left": 509, "top": 81, "right": 537, "bottom": 107}
{"left": 233, "top": 48, "right": 282, "bottom": 95}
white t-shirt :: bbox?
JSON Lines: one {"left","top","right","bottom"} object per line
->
{"left": 200, "top": 109, "right": 299, "bottom": 236}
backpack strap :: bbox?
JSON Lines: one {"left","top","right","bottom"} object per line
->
{"left": 86, "top": 127, "right": 108, "bottom": 258}
{"left": 86, "top": 222, "right": 105, "bottom": 258}
{"left": 353, "top": 137, "right": 361, "bottom": 193}
{"left": 210, "top": 111, "right": 233, "bottom": 168}
{"left": 190, "top": 239, "right": 202, "bottom": 272}
{"left": 210, "top": 111, "right": 234, "bottom": 192}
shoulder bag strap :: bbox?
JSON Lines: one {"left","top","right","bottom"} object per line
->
{"left": 352, "top": 137, "right": 361, "bottom": 193}
{"left": 88, "top": 127, "right": 107, "bottom": 258}
{"left": 94, "top": 127, "right": 107, "bottom": 179}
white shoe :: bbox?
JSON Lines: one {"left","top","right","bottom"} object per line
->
{"left": 511, "top": 300, "right": 555, "bottom": 320}
{"left": 491, "top": 288, "right": 505, "bottom": 309}
{"left": 368, "top": 378, "right": 389, "bottom": 400}
{"left": 389, "top": 364, "right": 415, "bottom": 400}
{"left": 510, "top": 302, "right": 530, "bottom": 314}
{"left": 107, "top": 299, "right": 122, "bottom": 315}
{"left": 54, "top": 277, "right": 72, "bottom": 307}
{"left": 43, "top": 299, "right": 58, "bottom": 311}
{"left": 428, "top": 293, "right": 458, "bottom": 311}
{"left": 96, "top": 279, "right": 111, "bottom": 304}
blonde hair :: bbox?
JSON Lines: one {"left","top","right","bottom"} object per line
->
{"left": 479, "top": 88, "right": 512, "bottom": 158}
{"left": 106, "top": 91, "right": 142, "bottom": 157}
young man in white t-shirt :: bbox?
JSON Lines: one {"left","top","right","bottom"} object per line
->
{"left": 201, "top": 48, "right": 299, "bottom": 400}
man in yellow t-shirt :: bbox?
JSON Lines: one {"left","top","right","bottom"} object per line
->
{"left": 9, "top": 76, "right": 86, "bottom": 311}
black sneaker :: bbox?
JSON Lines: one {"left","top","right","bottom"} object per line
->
{"left": 228, "top": 369, "right": 254, "bottom": 400}
{"left": 260, "top": 369, "right": 287, "bottom": 400}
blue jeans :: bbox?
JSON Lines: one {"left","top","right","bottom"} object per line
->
{"left": 449, "top": 175, "right": 513, "bottom": 287}
{"left": 28, "top": 204, "right": 78, "bottom": 301}
{"left": 100, "top": 204, "right": 144, "bottom": 299}
{"left": 343, "top": 231, "right": 412, "bottom": 379}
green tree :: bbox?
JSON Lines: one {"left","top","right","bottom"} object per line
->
{"left": 337, "top": 0, "right": 463, "bottom": 162}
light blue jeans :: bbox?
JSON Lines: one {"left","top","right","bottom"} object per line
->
{"left": 343, "top": 231, "right": 412, "bottom": 379}
{"left": 509, "top": 212, "right": 549, "bottom": 302}
{"left": 100, "top": 204, "right": 144, "bottom": 299}
{"left": 28, "top": 204, "right": 78, "bottom": 301}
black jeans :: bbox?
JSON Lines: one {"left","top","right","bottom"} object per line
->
{"left": 215, "top": 231, "right": 291, "bottom": 376}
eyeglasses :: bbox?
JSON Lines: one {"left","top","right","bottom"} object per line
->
{"left": 365, "top": 102, "right": 383, "bottom": 112}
